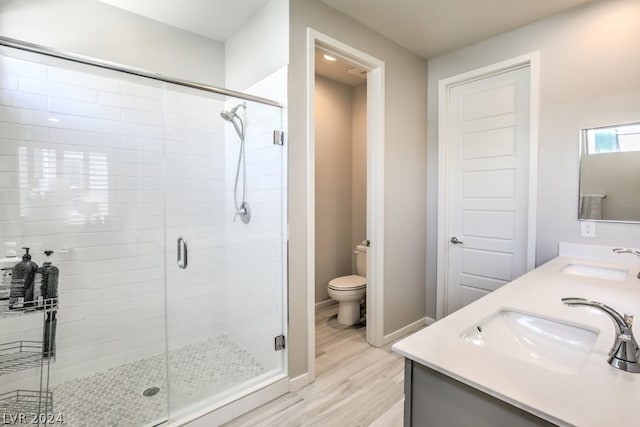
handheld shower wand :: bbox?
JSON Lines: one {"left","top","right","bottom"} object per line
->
{"left": 220, "top": 102, "right": 250, "bottom": 224}
{"left": 220, "top": 103, "right": 244, "bottom": 139}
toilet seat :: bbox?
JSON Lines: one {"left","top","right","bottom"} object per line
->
{"left": 328, "top": 275, "right": 366, "bottom": 291}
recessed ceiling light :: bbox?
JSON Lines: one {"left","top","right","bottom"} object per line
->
{"left": 323, "top": 54, "right": 337, "bottom": 61}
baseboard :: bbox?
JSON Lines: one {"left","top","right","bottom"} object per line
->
{"left": 315, "top": 299, "right": 337, "bottom": 310}
{"left": 289, "top": 372, "right": 310, "bottom": 392}
{"left": 381, "top": 316, "right": 434, "bottom": 346}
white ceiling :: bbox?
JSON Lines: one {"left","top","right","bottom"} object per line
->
{"left": 96, "top": 0, "right": 270, "bottom": 42}
{"left": 320, "top": 0, "right": 595, "bottom": 58}
{"left": 97, "top": 0, "right": 595, "bottom": 58}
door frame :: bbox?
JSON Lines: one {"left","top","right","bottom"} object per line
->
{"left": 305, "top": 28, "right": 386, "bottom": 382}
{"left": 436, "top": 53, "right": 540, "bottom": 320}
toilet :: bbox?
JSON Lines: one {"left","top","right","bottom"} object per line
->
{"left": 328, "top": 244, "right": 367, "bottom": 326}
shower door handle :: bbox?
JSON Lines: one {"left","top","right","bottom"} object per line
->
{"left": 177, "top": 237, "right": 188, "bottom": 269}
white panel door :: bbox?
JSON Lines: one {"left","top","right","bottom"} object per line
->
{"left": 446, "top": 66, "right": 530, "bottom": 314}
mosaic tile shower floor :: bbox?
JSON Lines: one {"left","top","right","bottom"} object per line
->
{"left": 1, "top": 335, "right": 266, "bottom": 426}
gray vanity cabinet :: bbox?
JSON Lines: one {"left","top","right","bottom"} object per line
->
{"left": 403, "top": 359, "right": 556, "bottom": 427}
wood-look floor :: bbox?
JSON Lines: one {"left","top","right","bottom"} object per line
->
{"left": 224, "top": 304, "right": 424, "bottom": 427}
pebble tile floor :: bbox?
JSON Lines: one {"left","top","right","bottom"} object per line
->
{"left": 1, "top": 335, "right": 266, "bottom": 426}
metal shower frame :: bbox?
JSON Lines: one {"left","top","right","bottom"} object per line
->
{"left": 0, "top": 36, "right": 282, "bottom": 109}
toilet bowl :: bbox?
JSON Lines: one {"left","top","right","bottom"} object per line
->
{"left": 328, "top": 244, "right": 367, "bottom": 326}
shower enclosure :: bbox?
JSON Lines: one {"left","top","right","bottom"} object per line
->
{"left": 0, "top": 40, "right": 287, "bottom": 426}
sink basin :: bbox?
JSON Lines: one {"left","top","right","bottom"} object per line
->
{"left": 462, "top": 310, "right": 598, "bottom": 374}
{"left": 561, "top": 264, "right": 628, "bottom": 281}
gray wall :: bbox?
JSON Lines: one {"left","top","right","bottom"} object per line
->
{"left": 289, "top": 0, "right": 428, "bottom": 377}
{"left": 0, "top": 0, "right": 225, "bottom": 86}
{"left": 314, "top": 76, "right": 367, "bottom": 303}
{"left": 352, "top": 84, "right": 367, "bottom": 270}
{"left": 314, "top": 75, "right": 353, "bottom": 303}
{"left": 426, "top": 0, "right": 640, "bottom": 319}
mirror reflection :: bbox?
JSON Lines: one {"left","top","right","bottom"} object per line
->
{"left": 579, "top": 122, "right": 640, "bottom": 222}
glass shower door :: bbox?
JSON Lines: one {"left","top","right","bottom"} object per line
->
{"left": 0, "top": 46, "right": 170, "bottom": 426}
{"left": 0, "top": 41, "right": 287, "bottom": 426}
{"left": 163, "top": 83, "right": 287, "bottom": 421}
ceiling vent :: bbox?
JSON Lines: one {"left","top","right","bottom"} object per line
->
{"left": 347, "top": 66, "right": 367, "bottom": 79}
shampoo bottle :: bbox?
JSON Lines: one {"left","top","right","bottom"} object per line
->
{"left": 12, "top": 248, "right": 39, "bottom": 309}
{"left": 9, "top": 247, "right": 39, "bottom": 310}
{"left": 34, "top": 262, "right": 43, "bottom": 310}
{"left": 0, "top": 242, "right": 17, "bottom": 301}
{"left": 41, "top": 251, "right": 59, "bottom": 302}
{"left": 41, "top": 250, "right": 59, "bottom": 358}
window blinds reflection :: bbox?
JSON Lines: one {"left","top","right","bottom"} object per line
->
{"left": 63, "top": 151, "right": 85, "bottom": 225}
{"left": 34, "top": 148, "right": 56, "bottom": 197}
{"left": 17, "top": 147, "right": 109, "bottom": 224}
{"left": 88, "top": 152, "right": 109, "bottom": 221}
{"left": 18, "top": 147, "right": 28, "bottom": 218}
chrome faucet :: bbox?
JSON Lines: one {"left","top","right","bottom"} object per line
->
{"left": 612, "top": 248, "right": 640, "bottom": 279}
{"left": 562, "top": 297, "right": 640, "bottom": 373}
{"left": 613, "top": 247, "right": 640, "bottom": 257}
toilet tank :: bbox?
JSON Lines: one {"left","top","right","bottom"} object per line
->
{"left": 355, "top": 244, "right": 368, "bottom": 277}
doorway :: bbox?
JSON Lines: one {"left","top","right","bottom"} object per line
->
{"left": 306, "top": 29, "right": 385, "bottom": 382}
{"left": 314, "top": 47, "right": 367, "bottom": 309}
{"left": 436, "top": 54, "right": 539, "bottom": 318}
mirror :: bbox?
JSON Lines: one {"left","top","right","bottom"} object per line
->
{"left": 579, "top": 122, "right": 640, "bottom": 222}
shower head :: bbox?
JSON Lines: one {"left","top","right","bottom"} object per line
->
{"left": 220, "top": 102, "right": 245, "bottom": 121}
{"left": 220, "top": 102, "right": 246, "bottom": 139}
{"left": 220, "top": 110, "right": 235, "bottom": 121}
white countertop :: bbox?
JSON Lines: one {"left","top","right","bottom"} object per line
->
{"left": 393, "top": 252, "right": 640, "bottom": 426}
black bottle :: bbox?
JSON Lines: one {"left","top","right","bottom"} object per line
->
{"left": 40, "top": 251, "right": 59, "bottom": 302}
{"left": 40, "top": 250, "right": 59, "bottom": 358}
{"left": 14, "top": 248, "right": 39, "bottom": 309}
{"left": 9, "top": 248, "right": 38, "bottom": 310}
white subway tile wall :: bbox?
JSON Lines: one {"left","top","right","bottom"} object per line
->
{"left": 0, "top": 47, "right": 287, "bottom": 404}
{"left": 0, "top": 50, "right": 170, "bottom": 390}
{"left": 223, "top": 67, "right": 288, "bottom": 372}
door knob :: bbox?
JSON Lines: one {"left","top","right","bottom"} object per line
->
{"left": 450, "top": 236, "right": 463, "bottom": 244}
